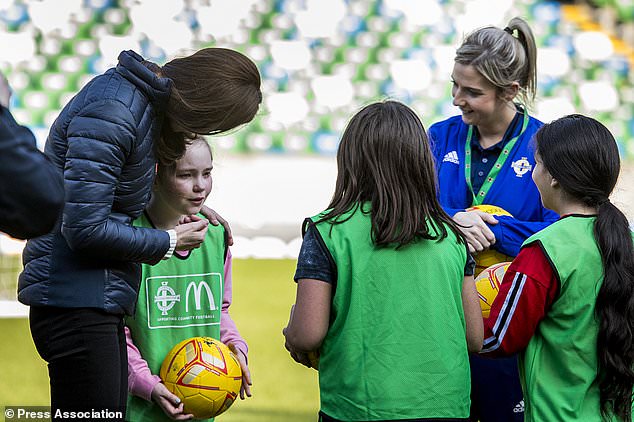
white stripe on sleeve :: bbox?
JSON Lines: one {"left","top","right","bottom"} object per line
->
{"left": 482, "top": 272, "right": 527, "bottom": 353}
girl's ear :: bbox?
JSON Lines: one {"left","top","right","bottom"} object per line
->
{"left": 550, "top": 177, "right": 559, "bottom": 188}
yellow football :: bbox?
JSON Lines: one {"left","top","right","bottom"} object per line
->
{"left": 160, "top": 337, "right": 242, "bottom": 419}
{"left": 475, "top": 262, "right": 511, "bottom": 318}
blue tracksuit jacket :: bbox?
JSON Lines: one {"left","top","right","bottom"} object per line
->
{"left": 428, "top": 114, "right": 559, "bottom": 257}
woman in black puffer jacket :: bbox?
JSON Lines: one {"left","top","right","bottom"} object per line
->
{"left": 18, "top": 48, "right": 261, "bottom": 419}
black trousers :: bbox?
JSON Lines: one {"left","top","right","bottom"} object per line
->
{"left": 30, "top": 306, "right": 127, "bottom": 421}
{"left": 469, "top": 354, "right": 524, "bottom": 422}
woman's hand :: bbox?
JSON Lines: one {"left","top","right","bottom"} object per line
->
{"left": 151, "top": 383, "right": 193, "bottom": 420}
{"left": 228, "top": 343, "right": 252, "bottom": 399}
{"left": 174, "top": 219, "right": 208, "bottom": 251}
{"left": 200, "top": 205, "right": 233, "bottom": 246}
{"left": 453, "top": 210, "right": 499, "bottom": 254}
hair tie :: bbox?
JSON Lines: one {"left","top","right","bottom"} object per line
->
{"left": 504, "top": 27, "right": 514, "bottom": 36}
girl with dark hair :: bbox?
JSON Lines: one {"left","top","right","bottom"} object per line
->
{"left": 481, "top": 114, "right": 634, "bottom": 421}
{"left": 428, "top": 16, "right": 558, "bottom": 421}
{"left": 18, "top": 48, "right": 261, "bottom": 419}
{"left": 283, "top": 101, "right": 483, "bottom": 421}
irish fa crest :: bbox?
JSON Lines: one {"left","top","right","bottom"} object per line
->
{"left": 511, "top": 157, "right": 532, "bottom": 177}
{"left": 155, "top": 281, "right": 180, "bottom": 315}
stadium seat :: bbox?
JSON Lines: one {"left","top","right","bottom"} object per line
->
{"left": 0, "top": 0, "right": 631, "bottom": 157}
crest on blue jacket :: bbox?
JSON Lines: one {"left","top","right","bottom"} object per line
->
{"left": 511, "top": 157, "right": 532, "bottom": 177}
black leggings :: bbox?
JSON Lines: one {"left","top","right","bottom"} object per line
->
{"left": 30, "top": 306, "right": 127, "bottom": 421}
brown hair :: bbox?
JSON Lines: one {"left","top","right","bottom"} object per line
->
{"left": 155, "top": 48, "right": 262, "bottom": 165}
{"left": 319, "top": 101, "right": 465, "bottom": 248}
{"left": 455, "top": 16, "right": 537, "bottom": 107}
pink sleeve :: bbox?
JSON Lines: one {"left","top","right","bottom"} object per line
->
{"left": 220, "top": 248, "right": 249, "bottom": 360}
{"left": 125, "top": 326, "right": 162, "bottom": 401}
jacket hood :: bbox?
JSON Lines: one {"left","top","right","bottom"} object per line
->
{"left": 116, "top": 50, "right": 172, "bottom": 111}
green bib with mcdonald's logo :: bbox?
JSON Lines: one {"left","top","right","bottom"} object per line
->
{"left": 125, "top": 212, "right": 226, "bottom": 422}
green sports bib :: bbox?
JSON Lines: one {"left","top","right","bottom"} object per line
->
{"left": 519, "top": 216, "right": 634, "bottom": 421}
{"left": 312, "top": 203, "right": 471, "bottom": 420}
{"left": 126, "top": 212, "right": 226, "bottom": 422}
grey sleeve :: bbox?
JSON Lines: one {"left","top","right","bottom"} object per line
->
{"left": 293, "top": 224, "right": 336, "bottom": 284}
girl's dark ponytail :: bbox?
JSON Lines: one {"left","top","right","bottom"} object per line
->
{"left": 594, "top": 200, "right": 634, "bottom": 420}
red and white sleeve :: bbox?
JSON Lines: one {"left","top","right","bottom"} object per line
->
{"left": 481, "top": 242, "right": 559, "bottom": 356}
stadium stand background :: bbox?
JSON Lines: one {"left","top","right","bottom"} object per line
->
{"left": 1, "top": 0, "right": 633, "bottom": 308}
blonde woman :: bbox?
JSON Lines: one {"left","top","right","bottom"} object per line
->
{"left": 428, "top": 17, "right": 558, "bottom": 422}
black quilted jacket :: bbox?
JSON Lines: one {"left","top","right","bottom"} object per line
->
{"left": 19, "top": 50, "right": 173, "bottom": 315}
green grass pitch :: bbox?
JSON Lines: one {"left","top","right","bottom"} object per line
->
{"left": 0, "top": 259, "right": 319, "bottom": 421}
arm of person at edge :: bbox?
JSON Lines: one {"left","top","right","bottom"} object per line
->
{"left": 479, "top": 243, "right": 559, "bottom": 356}
{"left": 60, "top": 101, "right": 175, "bottom": 264}
{"left": 283, "top": 278, "right": 331, "bottom": 368}
{"left": 0, "top": 77, "right": 64, "bottom": 239}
